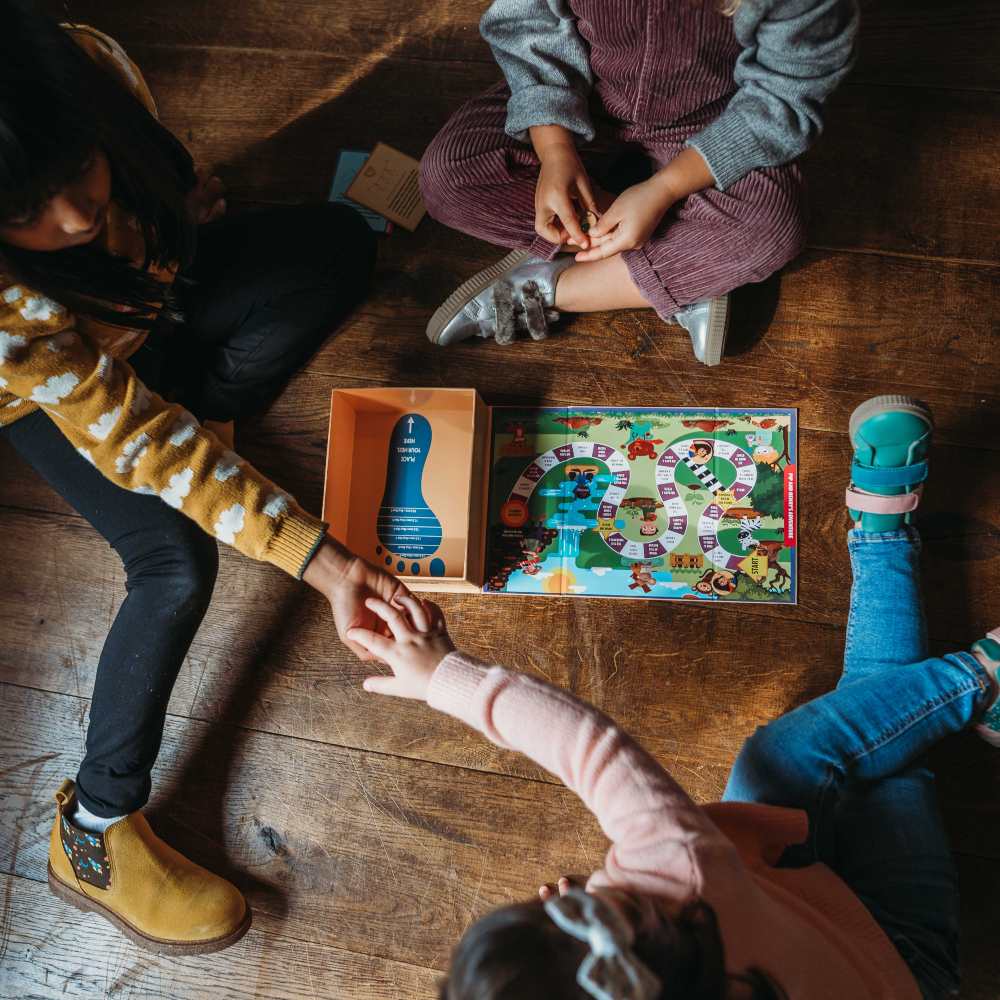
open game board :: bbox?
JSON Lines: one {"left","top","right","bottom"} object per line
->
{"left": 484, "top": 407, "right": 797, "bottom": 603}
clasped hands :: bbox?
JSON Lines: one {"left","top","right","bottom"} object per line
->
{"left": 530, "top": 125, "right": 711, "bottom": 262}
{"left": 303, "top": 538, "right": 453, "bottom": 702}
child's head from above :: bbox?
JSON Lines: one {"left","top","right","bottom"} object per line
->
{"left": 0, "top": 0, "right": 195, "bottom": 320}
{"left": 0, "top": 142, "right": 112, "bottom": 254}
{"left": 439, "top": 887, "right": 784, "bottom": 1000}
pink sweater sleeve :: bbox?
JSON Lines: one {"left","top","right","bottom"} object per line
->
{"left": 428, "top": 651, "right": 736, "bottom": 901}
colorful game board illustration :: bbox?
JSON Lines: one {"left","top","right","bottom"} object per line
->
{"left": 485, "top": 408, "right": 797, "bottom": 603}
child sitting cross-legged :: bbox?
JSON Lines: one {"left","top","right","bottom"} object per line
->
{"left": 420, "top": 0, "right": 859, "bottom": 364}
{"left": 350, "top": 395, "right": 1000, "bottom": 1000}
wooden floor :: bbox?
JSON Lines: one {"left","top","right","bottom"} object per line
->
{"left": 2, "top": 2, "right": 999, "bottom": 997}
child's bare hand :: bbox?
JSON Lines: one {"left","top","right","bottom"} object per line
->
{"left": 534, "top": 144, "right": 599, "bottom": 251}
{"left": 573, "top": 177, "right": 675, "bottom": 262}
{"left": 349, "top": 595, "right": 454, "bottom": 701}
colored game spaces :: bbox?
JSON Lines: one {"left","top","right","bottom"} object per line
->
{"left": 485, "top": 408, "right": 797, "bottom": 603}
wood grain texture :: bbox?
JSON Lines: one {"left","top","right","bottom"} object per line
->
{"left": 5, "top": 2, "right": 999, "bottom": 995}
{"left": 9, "top": 861, "right": 1000, "bottom": 1000}
{"left": 0, "top": 873, "right": 439, "bottom": 1000}
{"left": 0, "top": 683, "right": 607, "bottom": 972}
{"left": 2, "top": 246, "right": 998, "bottom": 515}
{"left": 50, "top": 0, "right": 1000, "bottom": 92}
{"left": 44, "top": 3, "right": 1000, "bottom": 262}
{"left": 117, "top": 43, "right": 999, "bottom": 262}
{"left": 0, "top": 473, "right": 996, "bottom": 819}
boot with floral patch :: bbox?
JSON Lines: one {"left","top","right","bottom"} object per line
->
{"left": 48, "top": 779, "right": 250, "bottom": 955}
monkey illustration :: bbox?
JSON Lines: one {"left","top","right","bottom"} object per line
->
{"left": 628, "top": 562, "right": 656, "bottom": 593}
{"left": 692, "top": 568, "right": 738, "bottom": 597}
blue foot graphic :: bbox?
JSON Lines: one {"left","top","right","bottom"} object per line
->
{"left": 377, "top": 414, "right": 443, "bottom": 568}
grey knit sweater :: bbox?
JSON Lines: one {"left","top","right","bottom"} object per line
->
{"left": 481, "top": 0, "right": 859, "bottom": 190}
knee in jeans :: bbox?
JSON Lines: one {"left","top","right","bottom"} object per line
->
{"left": 734, "top": 718, "right": 813, "bottom": 789}
{"left": 123, "top": 527, "right": 218, "bottom": 617}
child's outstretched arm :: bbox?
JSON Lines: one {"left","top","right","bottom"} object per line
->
{"left": 686, "top": 0, "right": 860, "bottom": 191}
{"left": 351, "top": 600, "right": 736, "bottom": 901}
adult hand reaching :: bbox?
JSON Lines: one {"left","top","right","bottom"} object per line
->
{"left": 302, "top": 538, "right": 411, "bottom": 660}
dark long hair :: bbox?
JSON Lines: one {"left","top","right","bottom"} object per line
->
{"left": 440, "top": 899, "right": 786, "bottom": 1000}
{"left": 0, "top": 0, "right": 196, "bottom": 326}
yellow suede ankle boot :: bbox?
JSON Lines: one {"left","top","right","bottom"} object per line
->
{"left": 47, "top": 779, "right": 251, "bottom": 955}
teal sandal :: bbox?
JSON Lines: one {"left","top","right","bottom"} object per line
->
{"left": 846, "top": 394, "right": 934, "bottom": 531}
{"left": 971, "top": 630, "right": 1000, "bottom": 747}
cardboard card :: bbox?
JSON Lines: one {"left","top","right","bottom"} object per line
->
{"left": 345, "top": 143, "right": 426, "bottom": 232}
{"left": 328, "top": 149, "right": 392, "bottom": 233}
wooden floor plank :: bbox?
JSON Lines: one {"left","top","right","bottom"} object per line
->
{"left": 7, "top": 4, "right": 998, "bottom": 993}
{"left": 0, "top": 872, "right": 439, "bottom": 999}
{"left": 3, "top": 688, "right": 999, "bottom": 994}
{"left": 0, "top": 511, "right": 205, "bottom": 720}
{"left": 1, "top": 683, "right": 607, "bottom": 972}
{"left": 4, "top": 858, "right": 999, "bottom": 1000}
{"left": 292, "top": 249, "right": 1000, "bottom": 444}
{"left": 50, "top": 0, "right": 1000, "bottom": 92}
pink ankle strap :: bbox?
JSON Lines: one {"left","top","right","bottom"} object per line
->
{"left": 845, "top": 486, "right": 921, "bottom": 514}
{"left": 987, "top": 628, "right": 1000, "bottom": 645}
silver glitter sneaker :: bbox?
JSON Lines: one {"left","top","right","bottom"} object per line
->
{"left": 426, "top": 250, "right": 574, "bottom": 346}
{"left": 673, "top": 293, "right": 730, "bottom": 367}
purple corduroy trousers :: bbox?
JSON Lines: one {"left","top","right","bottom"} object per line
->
{"left": 419, "top": 1, "right": 809, "bottom": 318}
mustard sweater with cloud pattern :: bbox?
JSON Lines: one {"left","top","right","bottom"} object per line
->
{"left": 0, "top": 27, "right": 328, "bottom": 578}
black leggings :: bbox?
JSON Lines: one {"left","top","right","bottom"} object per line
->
{"left": 2, "top": 204, "right": 376, "bottom": 816}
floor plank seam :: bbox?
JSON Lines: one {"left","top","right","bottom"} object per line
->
{"left": 805, "top": 244, "right": 1000, "bottom": 270}
{"left": 0, "top": 869, "right": 449, "bottom": 978}
{"left": 96, "top": 40, "right": 1000, "bottom": 99}
{"left": 0, "top": 678, "right": 587, "bottom": 789}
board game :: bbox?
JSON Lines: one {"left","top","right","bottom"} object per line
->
{"left": 484, "top": 407, "right": 797, "bottom": 603}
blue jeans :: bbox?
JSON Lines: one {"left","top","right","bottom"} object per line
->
{"left": 724, "top": 529, "right": 993, "bottom": 999}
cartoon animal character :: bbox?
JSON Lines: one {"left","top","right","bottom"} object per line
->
{"left": 750, "top": 423, "right": 791, "bottom": 471}
{"left": 737, "top": 515, "right": 762, "bottom": 551}
{"left": 554, "top": 416, "right": 603, "bottom": 431}
{"left": 753, "top": 540, "right": 791, "bottom": 591}
{"left": 565, "top": 463, "right": 599, "bottom": 499}
{"left": 750, "top": 417, "right": 779, "bottom": 429}
{"left": 682, "top": 419, "right": 732, "bottom": 432}
{"left": 752, "top": 444, "right": 782, "bottom": 472}
{"left": 626, "top": 436, "right": 663, "bottom": 461}
{"left": 628, "top": 562, "right": 656, "bottom": 593}
{"left": 687, "top": 440, "right": 714, "bottom": 466}
{"left": 502, "top": 420, "right": 535, "bottom": 456}
{"left": 721, "top": 506, "right": 763, "bottom": 521}
{"left": 692, "top": 569, "right": 738, "bottom": 597}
